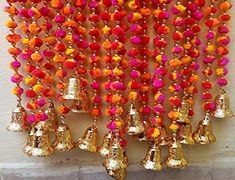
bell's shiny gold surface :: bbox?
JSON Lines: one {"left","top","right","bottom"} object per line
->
{"left": 53, "top": 124, "right": 75, "bottom": 151}
{"left": 106, "top": 151, "right": 127, "bottom": 180}
{"left": 165, "top": 136, "right": 188, "bottom": 169}
{"left": 99, "top": 131, "right": 113, "bottom": 157}
{"left": 141, "top": 142, "right": 162, "bottom": 171}
{"left": 158, "top": 125, "right": 171, "bottom": 146}
{"left": 63, "top": 77, "right": 80, "bottom": 100}
{"left": 177, "top": 100, "right": 190, "bottom": 124}
{"left": 24, "top": 122, "right": 54, "bottom": 157}
{"left": 71, "top": 98, "right": 89, "bottom": 113}
{"left": 126, "top": 104, "right": 145, "bottom": 136}
{"left": 7, "top": 106, "right": 30, "bottom": 132}
{"left": 178, "top": 124, "right": 194, "bottom": 145}
{"left": 103, "top": 136, "right": 128, "bottom": 171}
{"left": 44, "top": 103, "right": 58, "bottom": 132}
{"left": 193, "top": 114, "right": 216, "bottom": 144}
{"left": 77, "top": 125, "right": 98, "bottom": 152}
{"left": 214, "top": 89, "right": 234, "bottom": 118}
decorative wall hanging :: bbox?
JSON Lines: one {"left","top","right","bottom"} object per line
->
{"left": 5, "top": 0, "right": 233, "bottom": 179}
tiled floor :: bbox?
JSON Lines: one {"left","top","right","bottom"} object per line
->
{"left": 1, "top": 165, "right": 235, "bottom": 180}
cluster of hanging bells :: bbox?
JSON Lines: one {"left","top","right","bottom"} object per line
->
{"left": 6, "top": 76, "right": 234, "bottom": 179}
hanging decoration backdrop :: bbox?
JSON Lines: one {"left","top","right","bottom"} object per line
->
{"left": 4, "top": 0, "right": 234, "bottom": 179}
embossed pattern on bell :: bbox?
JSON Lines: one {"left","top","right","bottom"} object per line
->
{"left": 127, "top": 104, "right": 144, "bottom": 136}
{"left": 214, "top": 89, "right": 234, "bottom": 118}
{"left": 7, "top": 106, "right": 30, "bottom": 132}
{"left": 63, "top": 77, "right": 81, "bottom": 100}
{"left": 77, "top": 126, "right": 98, "bottom": 152}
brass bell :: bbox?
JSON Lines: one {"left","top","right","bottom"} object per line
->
{"left": 165, "top": 135, "right": 188, "bottom": 169}
{"left": 126, "top": 104, "right": 145, "bottom": 136}
{"left": 141, "top": 142, "right": 162, "bottom": 171}
{"left": 106, "top": 150, "right": 127, "bottom": 180}
{"left": 63, "top": 77, "right": 81, "bottom": 100}
{"left": 214, "top": 89, "right": 234, "bottom": 118}
{"left": 158, "top": 125, "right": 171, "bottom": 146}
{"left": 71, "top": 96, "right": 89, "bottom": 113}
{"left": 44, "top": 102, "right": 58, "bottom": 132}
{"left": 177, "top": 100, "right": 190, "bottom": 124}
{"left": 77, "top": 125, "right": 98, "bottom": 152}
{"left": 103, "top": 135, "right": 128, "bottom": 171}
{"left": 193, "top": 114, "right": 216, "bottom": 144}
{"left": 7, "top": 106, "right": 30, "bottom": 132}
{"left": 24, "top": 121, "right": 54, "bottom": 157}
{"left": 53, "top": 123, "right": 75, "bottom": 151}
{"left": 178, "top": 124, "right": 194, "bottom": 145}
{"left": 99, "top": 131, "right": 113, "bottom": 157}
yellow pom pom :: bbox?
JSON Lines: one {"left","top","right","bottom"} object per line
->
{"left": 128, "top": 91, "right": 137, "bottom": 100}
{"left": 151, "top": 128, "right": 160, "bottom": 138}
{"left": 33, "top": 84, "right": 44, "bottom": 93}
{"left": 113, "top": 55, "right": 121, "bottom": 62}
{"left": 25, "top": 77, "right": 37, "bottom": 85}
{"left": 103, "top": 68, "right": 112, "bottom": 76}
{"left": 169, "top": 123, "right": 179, "bottom": 131}
{"left": 102, "top": 26, "right": 111, "bottom": 35}
{"left": 66, "top": 48, "right": 75, "bottom": 55}
{"left": 22, "top": 37, "right": 29, "bottom": 45}
{"left": 113, "top": 67, "right": 123, "bottom": 76}
{"left": 215, "top": 68, "right": 224, "bottom": 76}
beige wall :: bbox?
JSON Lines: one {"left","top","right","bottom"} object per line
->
{"left": 1, "top": 0, "right": 235, "bottom": 173}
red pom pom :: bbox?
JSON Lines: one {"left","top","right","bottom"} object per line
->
{"left": 180, "top": 81, "right": 190, "bottom": 89}
{"left": 100, "top": 12, "right": 111, "bottom": 21}
{"left": 89, "top": 43, "right": 101, "bottom": 51}
{"left": 26, "top": 89, "right": 37, "bottom": 98}
{"left": 131, "top": 81, "right": 141, "bottom": 90}
{"left": 220, "top": 13, "right": 231, "bottom": 21}
{"left": 201, "top": 81, "right": 212, "bottom": 89}
{"left": 54, "top": 43, "right": 66, "bottom": 52}
{"left": 202, "top": 92, "right": 213, "bottom": 100}
{"left": 64, "top": 59, "right": 78, "bottom": 69}
{"left": 169, "top": 97, "right": 181, "bottom": 107}
{"left": 113, "top": 11, "right": 125, "bottom": 21}
{"left": 89, "top": 29, "right": 100, "bottom": 37}
{"left": 102, "top": 0, "right": 112, "bottom": 7}
{"left": 185, "top": 17, "right": 195, "bottom": 25}
{"left": 43, "top": 62, "right": 54, "bottom": 70}
{"left": 32, "top": 69, "right": 46, "bottom": 79}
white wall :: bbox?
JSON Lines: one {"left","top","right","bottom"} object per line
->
{"left": 1, "top": 0, "right": 235, "bottom": 174}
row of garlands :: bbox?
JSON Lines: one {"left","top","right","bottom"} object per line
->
{"left": 5, "top": 0, "right": 234, "bottom": 179}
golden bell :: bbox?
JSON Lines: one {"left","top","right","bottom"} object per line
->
{"left": 193, "top": 114, "right": 216, "bottom": 144}
{"left": 103, "top": 136, "right": 128, "bottom": 171}
{"left": 178, "top": 124, "right": 194, "bottom": 145}
{"left": 214, "top": 89, "right": 234, "bottom": 118}
{"left": 44, "top": 103, "right": 58, "bottom": 132}
{"left": 158, "top": 125, "right": 171, "bottom": 146}
{"left": 24, "top": 122, "right": 54, "bottom": 157}
{"left": 99, "top": 131, "right": 113, "bottom": 157}
{"left": 71, "top": 97, "right": 89, "bottom": 113}
{"left": 177, "top": 100, "right": 190, "bottom": 124}
{"left": 106, "top": 151, "right": 127, "bottom": 180}
{"left": 7, "top": 106, "right": 30, "bottom": 132}
{"left": 141, "top": 142, "right": 162, "bottom": 171}
{"left": 165, "top": 136, "right": 188, "bottom": 169}
{"left": 63, "top": 77, "right": 80, "bottom": 100}
{"left": 126, "top": 104, "right": 144, "bottom": 136}
{"left": 53, "top": 124, "right": 75, "bottom": 151}
{"left": 77, "top": 125, "right": 98, "bottom": 152}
